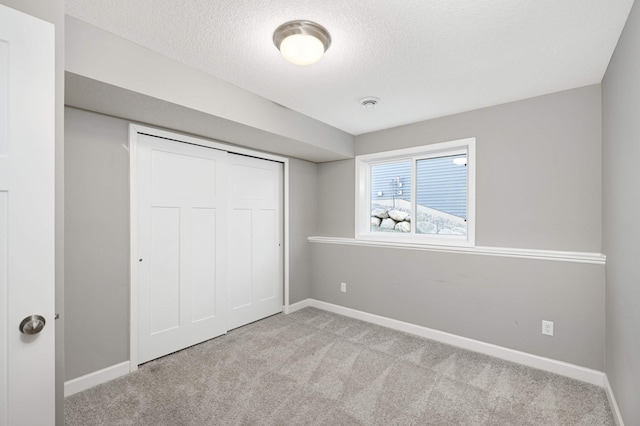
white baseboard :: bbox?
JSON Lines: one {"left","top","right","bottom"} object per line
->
{"left": 290, "top": 299, "right": 605, "bottom": 387}
{"left": 64, "top": 361, "right": 131, "bottom": 397}
{"left": 604, "top": 375, "right": 625, "bottom": 426}
{"left": 284, "top": 298, "right": 313, "bottom": 314}
{"left": 67, "top": 301, "right": 611, "bottom": 404}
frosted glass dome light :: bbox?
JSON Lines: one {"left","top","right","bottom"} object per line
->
{"left": 273, "top": 20, "right": 331, "bottom": 66}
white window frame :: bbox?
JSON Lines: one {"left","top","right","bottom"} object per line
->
{"left": 355, "top": 137, "right": 476, "bottom": 247}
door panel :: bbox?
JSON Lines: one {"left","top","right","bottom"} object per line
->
{"left": 254, "top": 209, "right": 278, "bottom": 302}
{"left": 149, "top": 207, "right": 181, "bottom": 334}
{"left": 190, "top": 208, "right": 218, "bottom": 323}
{"left": 0, "top": 5, "right": 55, "bottom": 425}
{"left": 232, "top": 165, "right": 277, "bottom": 200}
{"left": 151, "top": 150, "right": 218, "bottom": 196}
{"left": 0, "top": 192, "right": 7, "bottom": 424}
{"left": 137, "top": 135, "right": 228, "bottom": 364}
{"left": 229, "top": 209, "right": 253, "bottom": 309}
{"left": 0, "top": 40, "right": 7, "bottom": 154}
{"left": 228, "top": 155, "right": 283, "bottom": 330}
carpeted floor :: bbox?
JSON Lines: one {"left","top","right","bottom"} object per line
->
{"left": 65, "top": 307, "right": 614, "bottom": 425}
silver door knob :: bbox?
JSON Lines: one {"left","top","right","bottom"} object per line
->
{"left": 19, "top": 315, "right": 46, "bottom": 335}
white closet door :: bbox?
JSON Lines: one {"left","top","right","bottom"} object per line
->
{"left": 136, "top": 135, "right": 228, "bottom": 364}
{"left": 228, "top": 154, "right": 283, "bottom": 330}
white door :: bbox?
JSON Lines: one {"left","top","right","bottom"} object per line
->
{"left": 228, "top": 154, "right": 283, "bottom": 330}
{"left": 0, "top": 4, "right": 55, "bottom": 426}
{"left": 136, "top": 135, "right": 228, "bottom": 364}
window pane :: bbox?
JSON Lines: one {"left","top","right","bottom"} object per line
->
{"left": 415, "top": 153, "right": 467, "bottom": 236}
{"left": 370, "top": 161, "right": 412, "bottom": 233}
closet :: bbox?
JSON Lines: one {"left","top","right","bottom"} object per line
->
{"left": 133, "top": 130, "right": 283, "bottom": 364}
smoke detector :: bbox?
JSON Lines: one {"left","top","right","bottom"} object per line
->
{"left": 359, "top": 97, "right": 380, "bottom": 109}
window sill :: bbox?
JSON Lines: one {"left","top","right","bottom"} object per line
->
{"left": 307, "top": 236, "right": 606, "bottom": 265}
{"left": 355, "top": 233, "right": 474, "bottom": 248}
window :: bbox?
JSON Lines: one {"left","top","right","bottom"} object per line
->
{"left": 356, "top": 138, "right": 475, "bottom": 247}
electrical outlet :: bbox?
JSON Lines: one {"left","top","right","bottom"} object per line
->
{"left": 542, "top": 320, "right": 554, "bottom": 336}
{"left": 340, "top": 282, "right": 347, "bottom": 293}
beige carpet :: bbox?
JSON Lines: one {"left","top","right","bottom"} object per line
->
{"left": 65, "top": 307, "right": 614, "bottom": 425}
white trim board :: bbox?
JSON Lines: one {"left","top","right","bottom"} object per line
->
{"left": 285, "top": 298, "right": 605, "bottom": 387}
{"left": 283, "top": 163, "right": 290, "bottom": 310}
{"left": 64, "top": 361, "right": 130, "bottom": 397}
{"left": 604, "top": 375, "right": 626, "bottom": 426}
{"left": 284, "top": 299, "right": 313, "bottom": 315}
{"left": 129, "top": 124, "right": 139, "bottom": 372}
{"left": 308, "top": 236, "right": 606, "bottom": 265}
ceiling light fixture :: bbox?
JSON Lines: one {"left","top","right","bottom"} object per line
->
{"left": 273, "top": 20, "right": 331, "bottom": 65}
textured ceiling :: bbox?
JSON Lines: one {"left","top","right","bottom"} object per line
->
{"left": 65, "top": 0, "right": 634, "bottom": 135}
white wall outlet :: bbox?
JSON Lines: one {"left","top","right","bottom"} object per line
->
{"left": 542, "top": 320, "right": 554, "bottom": 336}
{"left": 340, "top": 282, "right": 347, "bottom": 293}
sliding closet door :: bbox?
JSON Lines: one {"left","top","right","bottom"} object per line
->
{"left": 228, "top": 154, "right": 284, "bottom": 330}
{"left": 136, "top": 134, "right": 228, "bottom": 364}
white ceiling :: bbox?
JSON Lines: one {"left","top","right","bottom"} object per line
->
{"left": 65, "top": 0, "right": 634, "bottom": 136}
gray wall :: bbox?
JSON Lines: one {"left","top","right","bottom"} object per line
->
{"left": 311, "top": 244, "right": 605, "bottom": 369}
{"left": 312, "top": 86, "right": 606, "bottom": 370}
{"left": 354, "top": 85, "right": 602, "bottom": 252}
{"left": 64, "top": 107, "right": 131, "bottom": 380}
{"left": 288, "top": 159, "right": 318, "bottom": 303}
{"left": 0, "top": 1, "right": 65, "bottom": 424}
{"left": 64, "top": 106, "right": 318, "bottom": 379}
{"left": 317, "top": 159, "right": 355, "bottom": 238}
{"left": 602, "top": 1, "right": 640, "bottom": 423}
